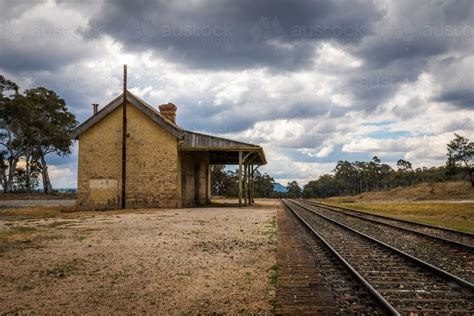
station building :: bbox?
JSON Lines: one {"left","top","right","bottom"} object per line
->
{"left": 72, "top": 90, "right": 266, "bottom": 210}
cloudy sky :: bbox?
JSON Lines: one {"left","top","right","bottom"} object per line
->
{"left": 1, "top": 0, "right": 473, "bottom": 188}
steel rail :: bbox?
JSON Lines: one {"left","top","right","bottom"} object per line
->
{"left": 300, "top": 199, "right": 474, "bottom": 251}
{"left": 281, "top": 199, "right": 400, "bottom": 316}
{"left": 288, "top": 199, "right": 474, "bottom": 292}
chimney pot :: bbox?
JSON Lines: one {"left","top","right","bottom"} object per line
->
{"left": 92, "top": 103, "right": 99, "bottom": 115}
{"left": 159, "top": 103, "right": 177, "bottom": 124}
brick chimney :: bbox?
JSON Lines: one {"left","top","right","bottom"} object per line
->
{"left": 92, "top": 103, "right": 99, "bottom": 115}
{"left": 159, "top": 103, "right": 177, "bottom": 124}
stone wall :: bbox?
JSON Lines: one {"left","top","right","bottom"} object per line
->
{"left": 77, "top": 102, "right": 180, "bottom": 210}
{"left": 77, "top": 105, "right": 122, "bottom": 210}
{"left": 125, "top": 103, "right": 180, "bottom": 208}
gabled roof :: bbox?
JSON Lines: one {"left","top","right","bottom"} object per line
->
{"left": 72, "top": 92, "right": 267, "bottom": 165}
{"left": 71, "top": 91, "right": 184, "bottom": 139}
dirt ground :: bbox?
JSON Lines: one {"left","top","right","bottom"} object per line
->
{"left": 0, "top": 200, "right": 278, "bottom": 314}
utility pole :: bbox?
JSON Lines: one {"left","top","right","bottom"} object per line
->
{"left": 121, "top": 65, "right": 127, "bottom": 209}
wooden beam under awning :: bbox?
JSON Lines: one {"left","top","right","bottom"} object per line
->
{"left": 178, "top": 149, "right": 266, "bottom": 165}
{"left": 179, "top": 130, "right": 266, "bottom": 165}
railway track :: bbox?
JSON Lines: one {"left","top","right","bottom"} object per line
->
{"left": 277, "top": 206, "right": 385, "bottom": 314}
{"left": 308, "top": 200, "right": 474, "bottom": 247}
{"left": 296, "top": 199, "right": 474, "bottom": 283}
{"left": 282, "top": 199, "right": 474, "bottom": 315}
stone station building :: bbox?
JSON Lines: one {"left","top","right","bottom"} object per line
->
{"left": 72, "top": 90, "right": 266, "bottom": 210}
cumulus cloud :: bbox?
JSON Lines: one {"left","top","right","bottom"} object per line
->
{"left": 0, "top": 0, "right": 472, "bottom": 186}
{"left": 341, "top": 132, "right": 462, "bottom": 165}
{"left": 299, "top": 145, "right": 335, "bottom": 158}
{"left": 48, "top": 164, "right": 77, "bottom": 188}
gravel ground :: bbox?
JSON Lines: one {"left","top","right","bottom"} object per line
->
{"left": 298, "top": 201, "right": 474, "bottom": 283}
{"left": 0, "top": 201, "right": 278, "bottom": 314}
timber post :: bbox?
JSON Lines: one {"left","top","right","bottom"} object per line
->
{"left": 238, "top": 151, "right": 243, "bottom": 207}
{"left": 244, "top": 162, "right": 248, "bottom": 205}
{"left": 250, "top": 166, "right": 254, "bottom": 205}
{"left": 248, "top": 166, "right": 251, "bottom": 205}
{"left": 121, "top": 64, "right": 127, "bottom": 209}
{"left": 252, "top": 165, "right": 261, "bottom": 203}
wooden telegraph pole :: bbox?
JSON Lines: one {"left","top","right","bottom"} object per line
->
{"left": 121, "top": 65, "right": 128, "bottom": 209}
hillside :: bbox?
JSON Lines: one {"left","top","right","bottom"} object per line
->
{"left": 274, "top": 183, "right": 288, "bottom": 193}
{"left": 323, "top": 181, "right": 474, "bottom": 203}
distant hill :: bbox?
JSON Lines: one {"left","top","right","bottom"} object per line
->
{"left": 274, "top": 183, "right": 288, "bottom": 192}
{"left": 323, "top": 181, "right": 473, "bottom": 202}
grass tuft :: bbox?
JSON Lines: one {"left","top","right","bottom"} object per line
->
{"left": 264, "top": 216, "right": 278, "bottom": 245}
{"left": 269, "top": 264, "right": 279, "bottom": 285}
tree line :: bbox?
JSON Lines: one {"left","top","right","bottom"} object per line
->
{"left": 211, "top": 134, "right": 472, "bottom": 199}
{"left": 301, "top": 134, "right": 473, "bottom": 198}
{"left": 211, "top": 165, "right": 276, "bottom": 198}
{"left": 0, "top": 75, "right": 77, "bottom": 193}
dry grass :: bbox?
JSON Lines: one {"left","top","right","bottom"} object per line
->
{"left": 0, "top": 205, "right": 74, "bottom": 219}
{"left": 0, "top": 193, "right": 76, "bottom": 200}
{"left": 331, "top": 202, "right": 474, "bottom": 234}
{"left": 325, "top": 181, "right": 474, "bottom": 203}
{"left": 320, "top": 181, "right": 474, "bottom": 233}
{"left": 0, "top": 205, "right": 160, "bottom": 220}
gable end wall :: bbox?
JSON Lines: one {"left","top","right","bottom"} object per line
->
{"left": 77, "top": 102, "right": 180, "bottom": 210}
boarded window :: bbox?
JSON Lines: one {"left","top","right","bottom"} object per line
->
{"left": 89, "top": 179, "right": 119, "bottom": 208}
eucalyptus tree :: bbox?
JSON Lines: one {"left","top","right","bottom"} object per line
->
{"left": 0, "top": 74, "right": 77, "bottom": 193}
{"left": 23, "top": 87, "right": 77, "bottom": 193}
{"left": 447, "top": 134, "right": 473, "bottom": 187}
{"left": 0, "top": 75, "right": 21, "bottom": 192}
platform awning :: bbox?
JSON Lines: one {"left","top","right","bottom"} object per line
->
{"left": 179, "top": 131, "right": 267, "bottom": 165}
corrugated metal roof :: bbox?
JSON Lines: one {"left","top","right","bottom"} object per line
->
{"left": 181, "top": 131, "right": 267, "bottom": 165}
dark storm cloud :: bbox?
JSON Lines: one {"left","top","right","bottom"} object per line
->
{"left": 178, "top": 98, "right": 345, "bottom": 134}
{"left": 343, "top": 0, "right": 473, "bottom": 113}
{"left": 354, "top": 1, "right": 473, "bottom": 66}
{"left": 0, "top": 0, "right": 472, "bottom": 132}
{"left": 82, "top": 0, "right": 381, "bottom": 70}
{"left": 0, "top": 1, "right": 102, "bottom": 73}
{"left": 435, "top": 89, "right": 474, "bottom": 109}
{"left": 344, "top": 58, "right": 426, "bottom": 112}
{"left": 0, "top": 45, "right": 83, "bottom": 73}
{"left": 357, "top": 36, "right": 449, "bottom": 68}
{"left": 442, "top": 0, "right": 473, "bottom": 23}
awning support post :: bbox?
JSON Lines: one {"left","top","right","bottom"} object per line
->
{"left": 252, "top": 165, "right": 261, "bottom": 204}
{"left": 247, "top": 164, "right": 251, "bottom": 205}
{"left": 243, "top": 162, "right": 248, "bottom": 206}
{"left": 238, "top": 151, "right": 243, "bottom": 208}
{"left": 250, "top": 166, "right": 254, "bottom": 205}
